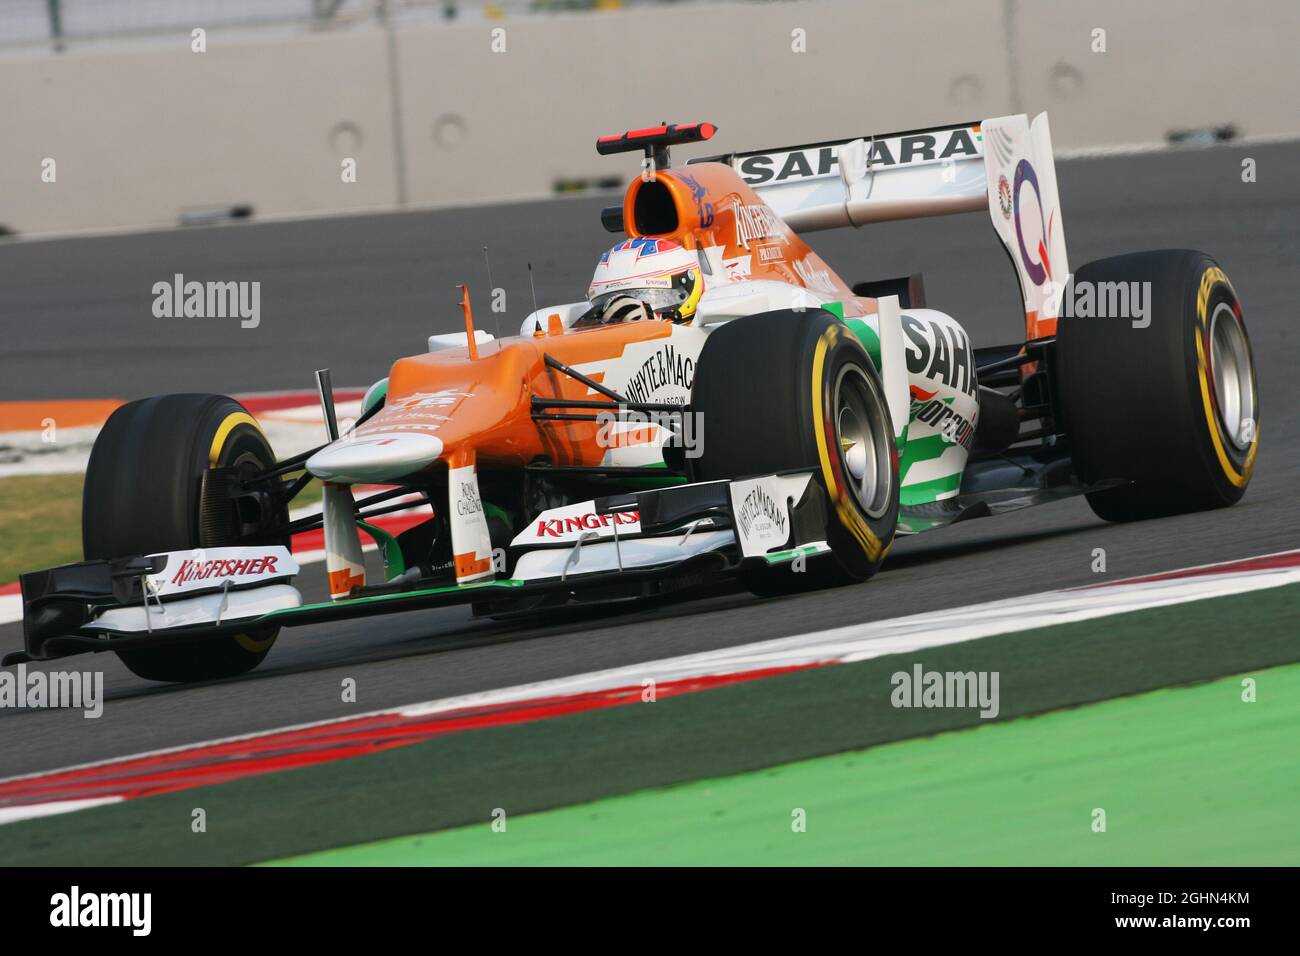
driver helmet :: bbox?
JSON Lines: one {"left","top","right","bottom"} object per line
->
{"left": 587, "top": 238, "right": 704, "bottom": 323}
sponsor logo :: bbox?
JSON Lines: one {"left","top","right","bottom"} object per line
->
{"left": 911, "top": 398, "right": 976, "bottom": 451}
{"left": 737, "top": 127, "right": 981, "bottom": 186}
{"left": 534, "top": 510, "right": 640, "bottom": 538}
{"left": 757, "top": 245, "right": 784, "bottom": 263}
{"left": 169, "top": 554, "right": 280, "bottom": 586}
{"left": 1013, "top": 158, "right": 1054, "bottom": 287}
{"left": 600, "top": 237, "right": 682, "bottom": 264}
{"left": 739, "top": 144, "right": 840, "bottom": 185}
{"left": 792, "top": 258, "right": 838, "bottom": 294}
{"left": 621, "top": 342, "right": 695, "bottom": 405}
{"left": 734, "top": 203, "right": 785, "bottom": 249}
{"left": 374, "top": 408, "right": 451, "bottom": 424}
{"left": 997, "top": 174, "right": 1012, "bottom": 219}
{"left": 728, "top": 474, "right": 810, "bottom": 557}
{"left": 447, "top": 463, "right": 493, "bottom": 580}
{"left": 722, "top": 254, "right": 752, "bottom": 280}
{"left": 736, "top": 485, "right": 788, "bottom": 543}
{"left": 677, "top": 173, "right": 715, "bottom": 228}
{"left": 901, "top": 315, "right": 977, "bottom": 397}
{"left": 389, "top": 389, "right": 469, "bottom": 409}
{"left": 455, "top": 479, "right": 483, "bottom": 516}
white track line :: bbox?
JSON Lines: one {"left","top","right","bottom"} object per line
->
{"left": 2, "top": 550, "right": 1296, "bottom": 803}
{"left": 397, "top": 561, "right": 1300, "bottom": 718}
{"left": 0, "top": 797, "right": 122, "bottom": 826}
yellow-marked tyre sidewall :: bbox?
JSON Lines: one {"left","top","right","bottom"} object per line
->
{"left": 809, "top": 324, "right": 897, "bottom": 581}
{"left": 196, "top": 409, "right": 284, "bottom": 671}
{"left": 691, "top": 308, "right": 898, "bottom": 593}
{"left": 1193, "top": 268, "right": 1259, "bottom": 490}
{"left": 1057, "top": 250, "right": 1259, "bottom": 522}
{"left": 84, "top": 395, "right": 283, "bottom": 682}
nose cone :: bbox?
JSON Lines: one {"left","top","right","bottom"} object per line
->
{"left": 306, "top": 432, "right": 444, "bottom": 484}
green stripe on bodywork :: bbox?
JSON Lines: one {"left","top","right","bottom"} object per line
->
{"left": 899, "top": 471, "right": 962, "bottom": 506}
{"left": 762, "top": 542, "right": 831, "bottom": 565}
{"left": 482, "top": 502, "right": 513, "bottom": 527}
{"left": 356, "top": 520, "right": 406, "bottom": 580}
{"left": 265, "top": 577, "right": 525, "bottom": 618}
{"left": 606, "top": 461, "right": 689, "bottom": 491}
{"left": 843, "top": 317, "right": 881, "bottom": 369}
{"left": 360, "top": 378, "right": 388, "bottom": 416}
{"left": 897, "top": 434, "right": 953, "bottom": 485}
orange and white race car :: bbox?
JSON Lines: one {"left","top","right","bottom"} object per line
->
{"left": 13, "top": 116, "right": 1259, "bottom": 682}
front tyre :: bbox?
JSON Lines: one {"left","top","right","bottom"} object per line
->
{"left": 691, "top": 308, "right": 899, "bottom": 595}
{"left": 83, "top": 394, "right": 285, "bottom": 682}
{"left": 1056, "top": 250, "right": 1259, "bottom": 522}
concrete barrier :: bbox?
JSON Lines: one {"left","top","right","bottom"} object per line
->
{"left": 0, "top": 0, "right": 1294, "bottom": 236}
{"left": 0, "top": 29, "right": 399, "bottom": 234}
{"left": 1010, "top": 0, "right": 1300, "bottom": 147}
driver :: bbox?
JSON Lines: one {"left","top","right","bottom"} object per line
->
{"left": 580, "top": 237, "right": 705, "bottom": 326}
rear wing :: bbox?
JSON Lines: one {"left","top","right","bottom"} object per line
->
{"left": 691, "top": 113, "right": 1069, "bottom": 340}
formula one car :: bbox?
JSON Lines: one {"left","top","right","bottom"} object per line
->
{"left": 12, "top": 114, "right": 1259, "bottom": 682}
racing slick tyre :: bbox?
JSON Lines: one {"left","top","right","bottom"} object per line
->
{"left": 691, "top": 308, "right": 899, "bottom": 595}
{"left": 83, "top": 394, "right": 286, "bottom": 682}
{"left": 1056, "top": 249, "right": 1259, "bottom": 522}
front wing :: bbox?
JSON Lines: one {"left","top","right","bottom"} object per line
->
{"left": 8, "top": 472, "right": 833, "bottom": 665}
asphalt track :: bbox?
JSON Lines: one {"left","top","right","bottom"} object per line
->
{"left": 0, "top": 143, "right": 1296, "bottom": 780}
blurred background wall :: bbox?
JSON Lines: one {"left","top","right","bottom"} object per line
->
{"left": 1, "top": 0, "right": 1296, "bottom": 236}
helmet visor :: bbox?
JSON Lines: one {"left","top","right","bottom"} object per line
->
{"left": 589, "top": 285, "right": 688, "bottom": 315}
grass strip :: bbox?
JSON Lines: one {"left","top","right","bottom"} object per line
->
{"left": 0, "top": 583, "right": 1295, "bottom": 865}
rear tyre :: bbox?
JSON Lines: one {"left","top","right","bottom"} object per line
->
{"left": 691, "top": 309, "right": 899, "bottom": 595}
{"left": 83, "top": 394, "right": 285, "bottom": 682}
{"left": 1056, "top": 249, "right": 1259, "bottom": 522}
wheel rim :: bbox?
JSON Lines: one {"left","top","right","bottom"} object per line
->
{"left": 1209, "top": 302, "right": 1256, "bottom": 450}
{"left": 832, "top": 364, "right": 893, "bottom": 519}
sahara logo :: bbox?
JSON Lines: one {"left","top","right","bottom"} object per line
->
{"left": 901, "top": 315, "right": 977, "bottom": 397}
{"left": 736, "top": 127, "right": 981, "bottom": 186}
